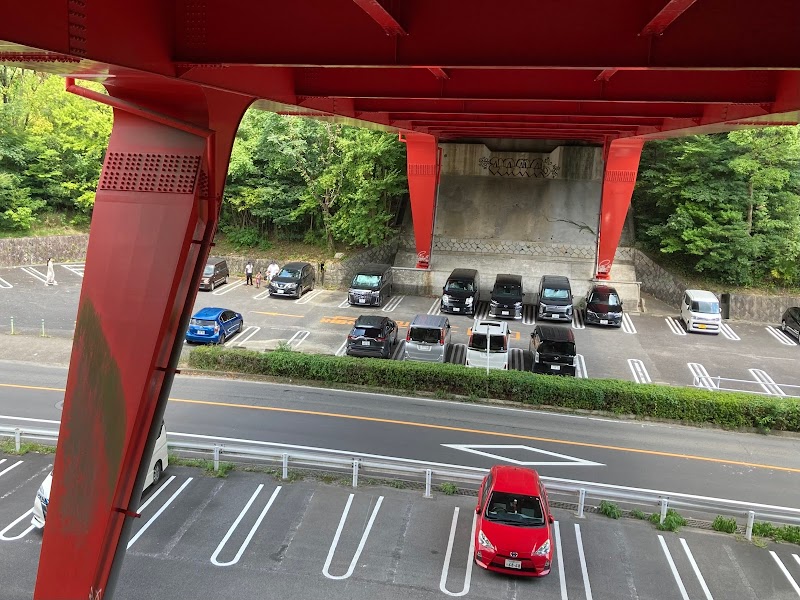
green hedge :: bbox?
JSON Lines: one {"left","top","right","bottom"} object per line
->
{"left": 188, "top": 347, "right": 800, "bottom": 432}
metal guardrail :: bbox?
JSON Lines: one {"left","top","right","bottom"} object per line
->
{"left": 4, "top": 425, "right": 800, "bottom": 541}
{"left": 692, "top": 375, "right": 800, "bottom": 398}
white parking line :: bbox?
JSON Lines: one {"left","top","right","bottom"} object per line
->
{"left": 338, "top": 297, "right": 351, "bottom": 308}
{"left": 0, "top": 460, "right": 23, "bottom": 478}
{"left": 572, "top": 311, "right": 585, "bottom": 329}
{"left": 127, "top": 477, "right": 192, "bottom": 549}
{"left": 688, "top": 363, "right": 718, "bottom": 390}
{"left": 212, "top": 279, "right": 245, "bottom": 295}
{"left": 0, "top": 508, "right": 35, "bottom": 541}
{"left": 627, "top": 359, "right": 651, "bottom": 384}
{"left": 575, "top": 524, "right": 594, "bottom": 600}
{"left": 391, "top": 340, "right": 406, "bottom": 360}
{"left": 137, "top": 476, "right": 177, "bottom": 513}
{"left": 679, "top": 538, "right": 714, "bottom": 600}
{"left": 719, "top": 323, "right": 740, "bottom": 341}
{"left": 427, "top": 299, "right": 441, "bottom": 315}
{"left": 474, "top": 301, "right": 490, "bottom": 320}
{"left": 575, "top": 354, "right": 588, "bottom": 378}
{"left": 335, "top": 340, "right": 348, "bottom": 357}
{"left": 439, "top": 506, "right": 476, "bottom": 597}
{"left": 0, "top": 277, "right": 12, "bottom": 289}
{"left": 621, "top": 313, "right": 637, "bottom": 334}
{"left": 322, "top": 494, "right": 383, "bottom": 580}
{"left": 766, "top": 326, "right": 797, "bottom": 346}
{"left": 287, "top": 330, "right": 310, "bottom": 348}
{"left": 211, "top": 485, "right": 282, "bottom": 566}
{"left": 554, "top": 521, "right": 568, "bottom": 600}
{"left": 60, "top": 264, "right": 85, "bottom": 278}
{"left": 666, "top": 317, "right": 687, "bottom": 336}
{"left": 770, "top": 551, "right": 800, "bottom": 597}
{"left": 659, "top": 535, "right": 690, "bottom": 600}
{"left": 749, "top": 368, "right": 786, "bottom": 396}
{"left": 296, "top": 289, "right": 324, "bottom": 305}
{"left": 253, "top": 289, "right": 272, "bottom": 300}
{"left": 20, "top": 266, "right": 48, "bottom": 283}
{"left": 522, "top": 305, "right": 536, "bottom": 325}
{"left": 382, "top": 295, "right": 405, "bottom": 312}
{"left": 226, "top": 325, "right": 261, "bottom": 348}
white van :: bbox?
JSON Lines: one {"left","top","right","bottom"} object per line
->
{"left": 680, "top": 290, "right": 721, "bottom": 335}
{"left": 32, "top": 421, "right": 169, "bottom": 529}
{"left": 465, "top": 320, "right": 510, "bottom": 370}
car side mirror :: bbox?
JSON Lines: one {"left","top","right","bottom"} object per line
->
{"left": 475, "top": 505, "right": 481, "bottom": 514}
{"left": 548, "top": 515, "right": 555, "bottom": 524}
{"left": 530, "top": 332, "right": 536, "bottom": 338}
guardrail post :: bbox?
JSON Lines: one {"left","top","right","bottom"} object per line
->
{"left": 10, "top": 317, "right": 14, "bottom": 335}
{"left": 282, "top": 453, "right": 289, "bottom": 480}
{"left": 659, "top": 498, "right": 669, "bottom": 524}
{"left": 424, "top": 469, "right": 432, "bottom": 498}
{"left": 352, "top": 458, "right": 359, "bottom": 488}
{"left": 746, "top": 510, "right": 755, "bottom": 541}
{"left": 40, "top": 319, "right": 46, "bottom": 337}
{"left": 577, "top": 488, "right": 586, "bottom": 518}
{"left": 15, "top": 428, "right": 21, "bottom": 452}
{"left": 213, "top": 444, "right": 221, "bottom": 471}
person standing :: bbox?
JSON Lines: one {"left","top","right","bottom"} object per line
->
{"left": 267, "top": 260, "right": 280, "bottom": 283}
{"left": 245, "top": 260, "right": 254, "bottom": 286}
{"left": 255, "top": 270, "right": 262, "bottom": 289}
{"left": 45, "top": 257, "right": 57, "bottom": 286}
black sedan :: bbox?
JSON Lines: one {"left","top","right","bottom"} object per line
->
{"left": 781, "top": 306, "right": 800, "bottom": 341}
{"left": 583, "top": 284, "right": 623, "bottom": 327}
{"left": 345, "top": 316, "right": 398, "bottom": 358}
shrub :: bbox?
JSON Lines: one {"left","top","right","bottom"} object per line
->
{"left": 650, "top": 509, "right": 687, "bottom": 532}
{"left": 439, "top": 482, "right": 458, "bottom": 495}
{"left": 599, "top": 500, "right": 622, "bottom": 519}
{"left": 712, "top": 515, "right": 738, "bottom": 534}
{"left": 630, "top": 508, "right": 648, "bottom": 520}
{"left": 752, "top": 522, "right": 800, "bottom": 545}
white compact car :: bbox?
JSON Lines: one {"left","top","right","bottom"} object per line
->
{"left": 32, "top": 421, "right": 169, "bottom": 529}
{"left": 465, "top": 320, "right": 510, "bottom": 370}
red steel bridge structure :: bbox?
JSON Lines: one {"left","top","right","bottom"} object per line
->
{"left": 1, "top": 1, "right": 799, "bottom": 597}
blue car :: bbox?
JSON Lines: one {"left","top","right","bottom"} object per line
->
{"left": 185, "top": 307, "right": 243, "bottom": 344}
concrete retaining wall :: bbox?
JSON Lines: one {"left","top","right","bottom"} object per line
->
{"left": 0, "top": 235, "right": 88, "bottom": 267}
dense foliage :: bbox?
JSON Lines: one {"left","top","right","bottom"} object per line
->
{"left": 189, "top": 346, "right": 800, "bottom": 432}
{"left": 633, "top": 129, "right": 800, "bottom": 287}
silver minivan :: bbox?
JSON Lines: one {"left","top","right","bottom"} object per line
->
{"left": 403, "top": 314, "right": 452, "bottom": 363}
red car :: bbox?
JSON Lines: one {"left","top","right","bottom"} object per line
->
{"left": 474, "top": 465, "right": 554, "bottom": 577}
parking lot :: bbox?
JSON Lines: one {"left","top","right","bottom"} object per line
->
{"left": 0, "top": 263, "right": 798, "bottom": 394}
{"left": 2, "top": 454, "right": 800, "bottom": 599}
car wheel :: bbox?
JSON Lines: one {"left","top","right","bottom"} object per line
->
{"left": 152, "top": 461, "right": 162, "bottom": 486}
{"left": 218, "top": 332, "right": 226, "bottom": 345}
{"left": 238, "top": 321, "right": 244, "bottom": 333}
{"left": 210, "top": 280, "right": 215, "bottom": 291}
{"left": 782, "top": 320, "right": 787, "bottom": 332}
{"left": 224, "top": 276, "right": 228, "bottom": 284}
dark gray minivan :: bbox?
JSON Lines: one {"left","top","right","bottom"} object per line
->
{"left": 489, "top": 274, "right": 524, "bottom": 319}
{"left": 441, "top": 268, "right": 479, "bottom": 316}
{"left": 537, "top": 275, "right": 573, "bottom": 322}
{"left": 199, "top": 257, "right": 229, "bottom": 291}
{"left": 348, "top": 263, "right": 393, "bottom": 307}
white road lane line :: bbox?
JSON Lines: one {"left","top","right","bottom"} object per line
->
{"left": 338, "top": 297, "right": 351, "bottom": 308}
{"left": 212, "top": 279, "right": 245, "bottom": 295}
{"left": 576, "top": 354, "right": 588, "bottom": 378}
{"left": 771, "top": 551, "right": 800, "bottom": 597}
{"left": 211, "top": 485, "right": 282, "bottom": 566}
{"left": 226, "top": 325, "right": 261, "bottom": 348}
{"left": 439, "top": 506, "right": 476, "bottom": 597}
{"left": 572, "top": 311, "right": 585, "bottom": 329}
{"left": 0, "top": 460, "right": 23, "bottom": 478}
{"left": 575, "top": 524, "right": 593, "bottom": 600}
{"left": 720, "top": 323, "right": 740, "bottom": 341}
{"left": 680, "top": 538, "right": 714, "bottom": 600}
{"left": 627, "top": 358, "right": 651, "bottom": 384}
{"left": 766, "top": 326, "right": 797, "bottom": 346}
{"left": 749, "top": 368, "right": 786, "bottom": 397}
{"left": 666, "top": 317, "right": 687, "bottom": 336}
{"left": 0, "top": 508, "right": 35, "bottom": 541}
{"left": 127, "top": 477, "right": 193, "bottom": 549}
{"left": 287, "top": 330, "right": 310, "bottom": 348}
{"left": 322, "top": 494, "right": 384, "bottom": 580}
{"left": 621, "top": 313, "right": 637, "bottom": 334}
{"left": 253, "top": 289, "right": 272, "bottom": 300}
{"left": 382, "top": 295, "right": 404, "bottom": 313}
{"left": 335, "top": 340, "right": 348, "bottom": 357}
{"left": 554, "top": 521, "right": 568, "bottom": 600}
{"left": 0, "top": 277, "right": 12, "bottom": 289}
{"left": 659, "top": 535, "right": 690, "bottom": 600}
{"left": 60, "top": 264, "right": 85, "bottom": 278}
{"left": 20, "top": 267, "right": 48, "bottom": 283}
{"left": 688, "top": 362, "right": 717, "bottom": 390}
{"left": 296, "top": 289, "right": 324, "bottom": 304}
{"left": 136, "top": 476, "right": 176, "bottom": 513}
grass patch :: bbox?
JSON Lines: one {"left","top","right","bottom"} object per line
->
{"left": 650, "top": 509, "right": 687, "bottom": 532}
{"left": 0, "top": 439, "right": 56, "bottom": 455}
{"left": 751, "top": 522, "right": 800, "bottom": 545}
{"left": 439, "top": 482, "right": 459, "bottom": 495}
{"left": 630, "top": 508, "right": 648, "bottom": 520}
{"left": 712, "top": 515, "right": 738, "bottom": 534}
{"left": 598, "top": 500, "right": 622, "bottom": 519}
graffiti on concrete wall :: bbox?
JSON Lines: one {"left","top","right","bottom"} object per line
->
{"left": 478, "top": 156, "right": 560, "bottom": 178}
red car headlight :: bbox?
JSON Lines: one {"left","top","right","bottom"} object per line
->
{"left": 533, "top": 539, "right": 551, "bottom": 556}
{"left": 478, "top": 530, "right": 495, "bottom": 552}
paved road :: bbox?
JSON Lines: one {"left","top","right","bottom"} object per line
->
{"left": 1, "top": 263, "right": 798, "bottom": 395}
{"left": 2, "top": 362, "right": 798, "bottom": 508}
{"left": 2, "top": 458, "right": 800, "bottom": 600}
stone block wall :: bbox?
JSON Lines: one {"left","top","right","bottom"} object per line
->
{"left": 633, "top": 250, "right": 686, "bottom": 309}
{"left": 0, "top": 235, "right": 89, "bottom": 267}
{"left": 322, "top": 238, "right": 400, "bottom": 288}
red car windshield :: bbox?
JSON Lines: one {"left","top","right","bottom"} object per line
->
{"left": 484, "top": 491, "right": 545, "bottom": 526}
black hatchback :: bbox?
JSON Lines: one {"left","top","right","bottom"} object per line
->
{"left": 584, "top": 284, "right": 624, "bottom": 327}
{"left": 346, "top": 315, "right": 398, "bottom": 359}
{"left": 530, "top": 324, "right": 577, "bottom": 376}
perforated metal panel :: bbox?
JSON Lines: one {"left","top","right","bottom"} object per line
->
{"left": 100, "top": 153, "right": 201, "bottom": 193}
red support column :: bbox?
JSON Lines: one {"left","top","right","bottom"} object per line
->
{"left": 595, "top": 138, "right": 645, "bottom": 280}
{"left": 400, "top": 132, "right": 439, "bottom": 268}
{"left": 34, "top": 78, "right": 251, "bottom": 600}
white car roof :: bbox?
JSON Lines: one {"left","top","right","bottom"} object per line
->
{"left": 685, "top": 289, "right": 719, "bottom": 301}
{"left": 471, "top": 319, "right": 508, "bottom": 334}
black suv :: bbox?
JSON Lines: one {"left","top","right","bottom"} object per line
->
{"left": 584, "top": 284, "right": 623, "bottom": 327}
{"left": 346, "top": 315, "right": 398, "bottom": 358}
{"left": 530, "top": 324, "right": 577, "bottom": 376}
{"left": 490, "top": 273, "right": 523, "bottom": 319}
{"left": 269, "top": 261, "right": 315, "bottom": 298}
{"left": 781, "top": 306, "right": 800, "bottom": 341}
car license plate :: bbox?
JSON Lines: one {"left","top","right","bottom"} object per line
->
{"left": 419, "top": 345, "right": 432, "bottom": 351}
{"left": 698, "top": 324, "right": 706, "bottom": 329}
{"left": 551, "top": 364, "right": 561, "bottom": 371}
{"left": 453, "top": 307, "right": 460, "bottom": 312}
{"left": 359, "top": 299, "right": 366, "bottom": 304}
{"left": 196, "top": 330, "right": 206, "bottom": 335}
{"left": 502, "top": 310, "right": 509, "bottom": 316}
{"left": 505, "top": 559, "right": 522, "bottom": 569}
{"left": 600, "top": 319, "right": 608, "bottom": 325}
{"left": 277, "top": 289, "right": 284, "bottom": 294}
{"left": 361, "top": 340, "right": 370, "bottom": 346}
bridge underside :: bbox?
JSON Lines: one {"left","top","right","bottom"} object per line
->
{"left": 1, "top": 1, "right": 799, "bottom": 598}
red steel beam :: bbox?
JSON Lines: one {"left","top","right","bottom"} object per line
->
{"left": 641, "top": 0, "right": 699, "bottom": 36}
{"left": 352, "top": 0, "right": 407, "bottom": 35}
{"left": 427, "top": 67, "right": 449, "bottom": 80}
